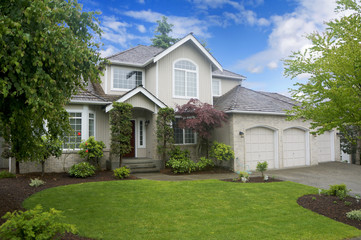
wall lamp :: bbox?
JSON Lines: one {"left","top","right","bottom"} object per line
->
{"left": 145, "top": 120, "right": 150, "bottom": 127}
{"left": 239, "top": 131, "right": 244, "bottom": 137}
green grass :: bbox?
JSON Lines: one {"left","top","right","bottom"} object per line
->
{"left": 23, "top": 180, "right": 361, "bottom": 240}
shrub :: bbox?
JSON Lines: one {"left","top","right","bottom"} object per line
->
{"left": 0, "top": 170, "right": 15, "bottom": 179}
{"left": 238, "top": 171, "right": 249, "bottom": 180}
{"left": 326, "top": 184, "right": 350, "bottom": 200}
{"left": 209, "top": 141, "right": 234, "bottom": 165}
{"left": 256, "top": 161, "right": 268, "bottom": 177}
{"left": 68, "top": 162, "right": 96, "bottom": 178}
{"left": 346, "top": 209, "right": 361, "bottom": 221}
{"left": 114, "top": 167, "right": 131, "bottom": 179}
{"left": 0, "top": 205, "right": 77, "bottom": 240}
{"left": 196, "top": 157, "right": 214, "bottom": 170}
{"left": 29, "top": 178, "right": 45, "bottom": 187}
{"left": 166, "top": 147, "right": 196, "bottom": 173}
{"left": 78, "top": 136, "right": 105, "bottom": 169}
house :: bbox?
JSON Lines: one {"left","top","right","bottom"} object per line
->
{"left": 5, "top": 33, "right": 340, "bottom": 173}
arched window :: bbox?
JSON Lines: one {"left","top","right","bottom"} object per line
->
{"left": 173, "top": 59, "right": 198, "bottom": 98}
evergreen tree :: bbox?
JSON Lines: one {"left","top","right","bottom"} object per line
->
{"left": 151, "top": 16, "right": 179, "bottom": 49}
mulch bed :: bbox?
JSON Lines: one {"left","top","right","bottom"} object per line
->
{"left": 222, "top": 176, "right": 283, "bottom": 183}
{"left": 298, "top": 194, "right": 361, "bottom": 230}
{"left": 0, "top": 171, "right": 138, "bottom": 240}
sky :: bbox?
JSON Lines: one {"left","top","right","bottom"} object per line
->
{"left": 79, "top": 0, "right": 346, "bottom": 96}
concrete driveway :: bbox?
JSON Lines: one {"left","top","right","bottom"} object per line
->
{"left": 266, "top": 162, "right": 361, "bottom": 196}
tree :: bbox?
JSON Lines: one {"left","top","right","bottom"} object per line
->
{"left": 156, "top": 107, "right": 175, "bottom": 167}
{"left": 151, "top": 16, "right": 179, "bottom": 49}
{"left": 37, "top": 136, "right": 62, "bottom": 176}
{"left": 283, "top": 0, "right": 361, "bottom": 164}
{"left": 0, "top": 0, "right": 105, "bottom": 173}
{"left": 110, "top": 102, "right": 133, "bottom": 167}
{"left": 176, "top": 99, "right": 228, "bottom": 157}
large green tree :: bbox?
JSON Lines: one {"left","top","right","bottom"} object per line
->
{"left": 283, "top": 0, "right": 361, "bottom": 164}
{"left": 151, "top": 16, "right": 179, "bottom": 49}
{"left": 0, "top": 0, "right": 105, "bottom": 172}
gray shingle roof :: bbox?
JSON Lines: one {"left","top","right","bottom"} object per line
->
{"left": 212, "top": 69, "right": 245, "bottom": 80}
{"left": 71, "top": 82, "right": 110, "bottom": 104}
{"left": 106, "top": 45, "right": 164, "bottom": 66}
{"left": 214, "top": 85, "right": 296, "bottom": 114}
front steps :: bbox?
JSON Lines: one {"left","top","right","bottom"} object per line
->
{"left": 122, "top": 158, "right": 161, "bottom": 173}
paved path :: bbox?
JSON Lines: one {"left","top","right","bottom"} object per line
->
{"left": 133, "top": 172, "right": 238, "bottom": 181}
{"left": 266, "top": 162, "right": 361, "bottom": 196}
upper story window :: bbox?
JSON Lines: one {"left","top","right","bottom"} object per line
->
{"left": 173, "top": 59, "right": 198, "bottom": 98}
{"left": 112, "top": 66, "right": 143, "bottom": 91}
{"left": 212, "top": 79, "right": 221, "bottom": 96}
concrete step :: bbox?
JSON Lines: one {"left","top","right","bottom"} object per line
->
{"left": 123, "top": 163, "right": 156, "bottom": 169}
{"left": 129, "top": 168, "right": 160, "bottom": 173}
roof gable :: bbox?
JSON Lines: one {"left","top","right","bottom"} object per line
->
{"left": 105, "top": 86, "right": 167, "bottom": 112}
{"left": 153, "top": 34, "right": 223, "bottom": 71}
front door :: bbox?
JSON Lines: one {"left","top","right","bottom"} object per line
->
{"left": 124, "top": 120, "right": 135, "bottom": 158}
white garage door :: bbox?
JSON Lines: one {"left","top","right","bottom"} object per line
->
{"left": 245, "top": 127, "right": 275, "bottom": 170}
{"left": 317, "top": 131, "right": 333, "bottom": 162}
{"left": 283, "top": 128, "right": 306, "bottom": 167}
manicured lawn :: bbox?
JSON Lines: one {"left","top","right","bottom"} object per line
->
{"left": 23, "top": 180, "right": 361, "bottom": 240}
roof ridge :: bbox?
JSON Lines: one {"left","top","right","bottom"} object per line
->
{"left": 105, "top": 45, "right": 144, "bottom": 59}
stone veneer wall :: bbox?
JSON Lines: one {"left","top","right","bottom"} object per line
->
{"left": 11, "top": 150, "right": 110, "bottom": 174}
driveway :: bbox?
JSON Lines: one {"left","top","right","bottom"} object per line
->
{"left": 266, "top": 162, "right": 361, "bottom": 196}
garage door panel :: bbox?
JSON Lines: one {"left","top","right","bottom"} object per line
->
{"left": 283, "top": 128, "right": 306, "bottom": 167}
{"left": 245, "top": 127, "right": 275, "bottom": 170}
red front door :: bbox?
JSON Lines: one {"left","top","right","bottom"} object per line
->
{"left": 123, "top": 120, "right": 135, "bottom": 158}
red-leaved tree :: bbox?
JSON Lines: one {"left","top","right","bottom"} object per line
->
{"left": 176, "top": 99, "right": 227, "bottom": 157}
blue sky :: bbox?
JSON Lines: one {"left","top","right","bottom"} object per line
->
{"left": 79, "top": 0, "right": 343, "bottom": 96}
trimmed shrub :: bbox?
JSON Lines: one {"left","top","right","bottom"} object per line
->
{"left": 346, "top": 209, "right": 361, "bottom": 221}
{"left": 78, "top": 136, "right": 105, "bottom": 169}
{"left": 0, "top": 170, "right": 15, "bottom": 179}
{"left": 238, "top": 171, "right": 249, "bottom": 180}
{"left": 326, "top": 184, "right": 350, "bottom": 200}
{"left": 209, "top": 141, "right": 234, "bottom": 165}
{"left": 196, "top": 157, "right": 214, "bottom": 170}
{"left": 114, "top": 167, "right": 131, "bottom": 179}
{"left": 167, "top": 147, "right": 196, "bottom": 173}
{"left": 0, "top": 205, "right": 77, "bottom": 240}
{"left": 68, "top": 162, "right": 96, "bottom": 178}
{"left": 256, "top": 161, "right": 268, "bottom": 177}
{"left": 29, "top": 178, "right": 45, "bottom": 187}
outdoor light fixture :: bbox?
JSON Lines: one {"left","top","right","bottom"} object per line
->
{"left": 145, "top": 120, "right": 150, "bottom": 126}
{"left": 239, "top": 131, "right": 244, "bottom": 136}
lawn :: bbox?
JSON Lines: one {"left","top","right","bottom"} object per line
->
{"left": 23, "top": 180, "right": 361, "bottom": 240}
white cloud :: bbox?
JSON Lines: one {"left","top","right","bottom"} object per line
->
{"left": 137, "top": 24, "right": 146, "bottom": 33}
{"left": 100, "top": 45, "right": 120, "bottom": 58}
{"left": 233, "top": 0, "right": 349, "bottom": 74}
{"left": 123, "top": 10, "right": 212, "bottom": 38}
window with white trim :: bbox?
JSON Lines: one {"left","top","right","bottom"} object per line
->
{"left": 64, "top": 112, "right": 82, "bottom": 149}
{"left": 174, "top": 60, "right": 198, "bottom": 98}
{"left": 113, "top": 67, "right": 143, "bottom": 90}
{"left": 212, "top": 79, "right": 221, "bottom": 96}
{"left": 173, "top": 118, "right": 196, "bottom": 144}
{"left": 138, "top": 119, "right": 145, "bottom": 148}
{"left": 63, "top": 109, "right": 96, "bottom": 149}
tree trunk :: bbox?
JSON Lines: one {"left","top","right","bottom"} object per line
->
{"left": 16, "top": 161, "right": 20, "bottom": 174}
{"left": 162, "top": 138, "right": 166, "bottom": 168}
{"left": 356, "top": 131, "right": 361, "bottom": 165}
{"left": 119, "top": 154, "right": 122, "bottom": 168}
{"left": 41, "top": 161, "right": 45, "bottom": 177}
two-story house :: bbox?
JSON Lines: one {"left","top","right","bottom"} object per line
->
{"left": 13, "top": 33, "right": 340, "bottom": 173}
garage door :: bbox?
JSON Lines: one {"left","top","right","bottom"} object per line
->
{"left": 317, "top": 131, "right": 333, "bottom": 162}
{"left": 245, "top": 127, "right": 275, "bottom": 170}
{"left": 283, "top": 128, "right": 306, "bottom": 167}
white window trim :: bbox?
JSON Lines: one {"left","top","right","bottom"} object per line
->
{"left": 111, "top": 66, "right": 145, "bottom": 92}
{"left": 137, "top": 119, "right": 146, "bottom": 149}
{"left": 212, "top": 79, "right": 222, "bottom": 97}
{"left": 63, "top": 106, "right": 96, "bottom": 151}
{"left": 172, "top": 58, "right": 199, "bottom": 99}
{"left": 88, "top": 111, "right": 96, "bottom": 139}
{"left": 173, "top": 117, "right": 197, "bottom": 145}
